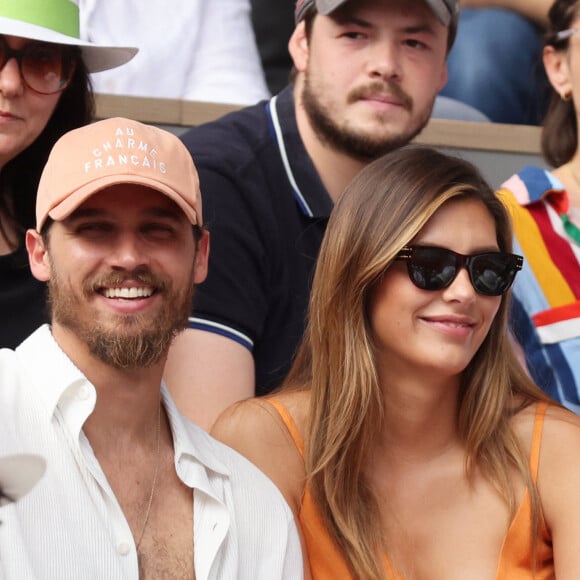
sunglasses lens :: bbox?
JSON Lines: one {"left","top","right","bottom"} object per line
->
{"left": 22, "top": 44, "right": 73, "bottom": 94}
{"left": 407, "top": 247, "right": 457, "bottom": 291}
{"left": 470, "top": 254, "right": 518, "bottom": 296}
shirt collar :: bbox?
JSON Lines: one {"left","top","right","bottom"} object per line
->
{"left": 16, "top": 325, "right": 93, "bottom": 424}
{"left": 16, "top": 326, "right": 232, "bottom": 494}
{"left": 162, "top": 384, "right": 229, "bottom": 479}
{"left": 502, "top": 166, "right": 569, "bottom": 211}
{"left": 267, "top": 86, "right": 334, "bottom": 219}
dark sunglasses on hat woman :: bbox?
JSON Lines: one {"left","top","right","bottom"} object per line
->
{"left": 0, "top": 35, "right": 78, "bottom": 94}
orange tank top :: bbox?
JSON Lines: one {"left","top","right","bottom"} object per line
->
{"left": 266, "top": 399, "right": 554, "bottom": 579}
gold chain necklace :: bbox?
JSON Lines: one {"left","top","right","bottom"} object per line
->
{"left": 136, "top": 403, "right": 161, "bottom": 550}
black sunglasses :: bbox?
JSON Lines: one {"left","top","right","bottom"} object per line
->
{"left": 394, "top": 246, "right": 523, "bottom": 296}
{"left": 0, "top": 36, "right": 77, "bottom": 95}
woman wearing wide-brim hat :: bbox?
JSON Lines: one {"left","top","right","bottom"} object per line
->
{"left": 0, "top": 0, "right": 137, "bottom": 349}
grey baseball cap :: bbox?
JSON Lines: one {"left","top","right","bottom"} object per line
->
{"left": 295, "top": 0, "right": 459, "bottom": 27}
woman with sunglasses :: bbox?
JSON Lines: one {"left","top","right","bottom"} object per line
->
{"left": 498, "top": 0, "right": 580, "bottom": 413}
{"left": 0, "top": 0, "right": 135, "bottom": 348}
{"left": 212, "top": 146, "right": 580, "bottom": 579}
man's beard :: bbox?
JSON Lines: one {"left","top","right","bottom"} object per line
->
{"left": 302, "top": 77, "right": 433, "bottom": 161}
{"left": 48, "top": 268, "right": 194, "bottom": 369}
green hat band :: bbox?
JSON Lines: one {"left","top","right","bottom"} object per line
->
{"left": 0, "top": 0, "right": 79, "bottom": 38}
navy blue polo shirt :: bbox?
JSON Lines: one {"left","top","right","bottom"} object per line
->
{"left": 180, "top": 86, "right": 333, "bottom": 395}
{"left": 0, "top": 242, "right": 47, "bottom": 349}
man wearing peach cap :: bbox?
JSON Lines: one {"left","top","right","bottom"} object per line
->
{"left": 0, "top": 118, "right": 302, "bottom": 579}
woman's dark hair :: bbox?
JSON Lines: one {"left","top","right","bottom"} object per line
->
{"left": 541, "top": 0, "right": 580, "bottom": 167}
{"left": 0, "top": 50, "right": 94, "bottom": 241}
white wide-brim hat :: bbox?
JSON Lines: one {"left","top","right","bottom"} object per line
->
{"left": 0, "top": 0, "right": 137, "bottom": 73}
{"left": 0, "top": 454, "right": 46, "bottom": 506}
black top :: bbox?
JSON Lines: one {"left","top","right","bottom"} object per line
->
{"left": 250, "top": 0, "right": 294, "bottom": 94}
{"left": 0, "top": 241, "right": 47, "bottom": 349}
{"left": 180, "top": 86, "right": 333, "bottom": 395}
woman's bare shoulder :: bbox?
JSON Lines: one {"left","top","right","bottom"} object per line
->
{"left": 510, "top": 401, "right": 580, "bottom": 442}
{"left": 211, "top": 391, "right": 310, "bottom": 510}
{"left": 527, "top": 403, "right": 580, "bottom": 576}
{"left": 538, "top": 403, "right": 580, "bottom": 463}
{"left": 268, "top": 389, "right": 311, "bottom": 433}
{"left": 510, "top": 398, "right": 573, "bottom": 429}
{"left": 211, "top": 390, "right": 310, "bottom": 445}
{"left": 212, "top": 397, "right": 284, "bottom": 452}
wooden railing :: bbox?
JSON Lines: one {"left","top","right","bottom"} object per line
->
{"left": 94, "top": 93, "right": 542, "bottom": 155}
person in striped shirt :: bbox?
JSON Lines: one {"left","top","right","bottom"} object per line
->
{"left": 498, "top": 0, "right": 580, "bottom": 412}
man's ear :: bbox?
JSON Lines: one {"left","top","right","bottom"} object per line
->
{"left": 193, "top": 230, "right": 210, "bottom": 284}
{"left": 26, "top": 229, "right": 51, "bottom": 282}
{"left": 289, "top": 20, "right": 310, "bottom": 73}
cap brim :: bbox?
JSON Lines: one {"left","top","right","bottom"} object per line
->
{"left": 424, "top": 0, "right": 454, "bottom": 26}
{"left": 295, "top": 0, "right": 347, "bottom": 23}
{"left": 45, "top": 175, "right": 199, "bottom": 229}
{"left": 79, "top": 46, "right": 138, "bottom": 74}
{"left": 315, "top": 0, "right": 349, "bottom": 16}
{"left": 0, "top": 17, "right": 138, "bottom": 73}
{"left": 0, "top": 454, "right": 46, "bottom": 506}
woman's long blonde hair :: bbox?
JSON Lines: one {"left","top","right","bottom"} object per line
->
{"left": 286, "top": 146, "right": 552, "bottom": 579}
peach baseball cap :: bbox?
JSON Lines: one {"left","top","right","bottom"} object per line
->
{"left": 36, "top": 117, "right": 202, "bottom": 231}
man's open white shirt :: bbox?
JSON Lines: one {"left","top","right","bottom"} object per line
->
{"left": 0, "top": 325, "right": 302, "bottom": 579}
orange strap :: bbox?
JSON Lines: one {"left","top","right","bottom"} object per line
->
{"left": 530, "top": 402, "right": 548, "bottom": 482}
{"left": 265, "top": 398, "right": 306, "bottom": 457}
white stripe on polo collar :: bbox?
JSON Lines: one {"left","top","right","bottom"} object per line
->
{"left": 269, "top": 94, "right": 314, "bottom": 218}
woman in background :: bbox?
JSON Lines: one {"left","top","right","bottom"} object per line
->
{"left": 0, "top": 0, "right": 135, "bottom": 347}
{"left": 213, "top": 146, "right": 580, "bottom": 579}
{"left": 498, "top": 0, "right": 580, "bottom": 412}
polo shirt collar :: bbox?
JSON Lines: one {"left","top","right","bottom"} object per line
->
{"left": 267, "top": 86, "right": 334, "bottom": 219}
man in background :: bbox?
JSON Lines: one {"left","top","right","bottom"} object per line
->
{"left": 166, "top": 0, "right": 459, "bottom": 429}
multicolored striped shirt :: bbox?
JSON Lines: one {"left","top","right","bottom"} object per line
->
{"left": 499, "top": 166, "right": 580, "bottom": 412}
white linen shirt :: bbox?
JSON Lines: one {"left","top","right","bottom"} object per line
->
{"left": 0, "top": 325, "right": 303, "bottom": 579}
{"left": 79, "top": 0, "right": 270, "bottom": 105}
